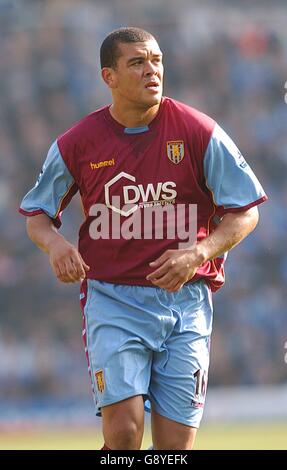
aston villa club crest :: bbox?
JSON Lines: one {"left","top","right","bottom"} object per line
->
{"left": 95, "top": 369, "right": 105, "bottom": 393}
{"left": 167, "top": 140, "right": 185, "bottom": 164}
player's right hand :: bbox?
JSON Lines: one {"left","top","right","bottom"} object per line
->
{"left": 48, "top": 238, "right": 90, "bottom": 283}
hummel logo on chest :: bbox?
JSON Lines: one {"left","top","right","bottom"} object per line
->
{"left": 90, "top": 158, "right": 115, "bottom": 170}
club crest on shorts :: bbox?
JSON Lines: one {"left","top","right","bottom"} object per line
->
{"left": 167, "top": 140, "right": 185, "bottom": 164}
{"left": 95, "top": 369, "right": 105, "bottom": 393}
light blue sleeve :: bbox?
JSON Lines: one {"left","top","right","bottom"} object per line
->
{"left": 19, "top": 141, "right": 77, "bottom": 226}
{"left": 204, "top": 124, "right": 267, "bottom": 211}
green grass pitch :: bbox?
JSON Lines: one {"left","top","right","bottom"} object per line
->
{"left": 0, "top": 422, "right": 286, "bottom": 450}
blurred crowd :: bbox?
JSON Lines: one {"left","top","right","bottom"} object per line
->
{"left": 0, "top": 0, "right": 286, "bottom": 404}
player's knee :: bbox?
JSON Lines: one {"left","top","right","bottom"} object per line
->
{"left": 104, "top": 419, "right": 143, "bottom": 450}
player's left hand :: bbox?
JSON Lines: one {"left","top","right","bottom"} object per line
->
{"left": 146, "top": 248, "right": 203, "bottom": 292}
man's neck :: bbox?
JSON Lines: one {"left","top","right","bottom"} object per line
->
{"left": 109, "top": 102, "right": 161, "bottom": 128}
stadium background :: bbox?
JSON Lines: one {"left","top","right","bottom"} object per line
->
{"left": 0, "top": 0, "right": 286, "bottom": 449}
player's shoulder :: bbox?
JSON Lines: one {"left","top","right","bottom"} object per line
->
{"left": 163, "top": 96, "right": 216, "bottom": 134}
{"left": 57, "top": 105, "right": 108, "bottom": 145}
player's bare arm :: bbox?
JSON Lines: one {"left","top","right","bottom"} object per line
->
{"left": 26, "top": 213, "right": 90, "bottom": 283}
{"left": 147, "top": 206, "right": 259, "bottom": 292}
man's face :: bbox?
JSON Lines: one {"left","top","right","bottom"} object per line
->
{"left": 104, "top": 39, "right": 164, "bottom": 108}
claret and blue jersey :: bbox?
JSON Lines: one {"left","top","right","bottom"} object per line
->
{"left": 19, "top": 97, "right": 267, "bottom": 291}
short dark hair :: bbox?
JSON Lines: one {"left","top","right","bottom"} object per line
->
{"left": 100, "top": 27, "right": 155, "bottom": 69}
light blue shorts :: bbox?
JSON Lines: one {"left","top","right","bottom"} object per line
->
{"left": 80, "top": 279, "right": 213, "bottom": 428}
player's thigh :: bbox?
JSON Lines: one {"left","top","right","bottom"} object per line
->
{"left": 102, "top": 395, "right": 145, "bottom": 449}
{"left": 149, "top": 281, "right": 212, "bottom": 430}
{"left": 149, "top": 341, "right": 208, "bottom": 446}
{"left": 82, "top": 280, "right": 153, "bottom": 412}
{"left": 151, "top": 409, "right": 197, "bottom": 450}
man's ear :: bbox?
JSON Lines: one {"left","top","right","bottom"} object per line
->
{"left": 102, "top": 67, "right": 117, "bottom": 89}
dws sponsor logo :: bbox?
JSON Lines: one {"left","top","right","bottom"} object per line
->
{"left": 104, "top": 171, "right": 177, "bottom": 216}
